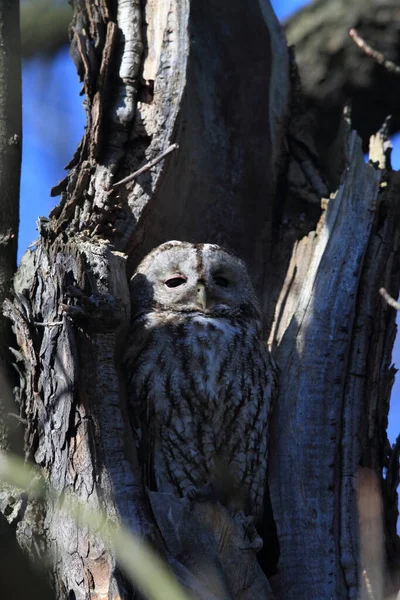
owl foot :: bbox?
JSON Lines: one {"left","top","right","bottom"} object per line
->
{"left": 186, "top": 482, "right": 216, "bottom": 503}
{"left": 62, "top": 285, "right": 126, "bottom": 332}
{"left": 235, "top": 513, "right": 263, "bottom": 552}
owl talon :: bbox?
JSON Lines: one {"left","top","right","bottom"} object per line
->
{"left": 243, "top": 515, "right": 255, "bottom": 528}
{"left": 186, "top": 482, "right": 216, "bottom": 502}
{"left": 241, "top": 534, "right": 263, "bottom": 552}
{"left": 236, "top": 513, "right": 263, "bottom": 552}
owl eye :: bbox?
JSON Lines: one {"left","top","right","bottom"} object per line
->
{"left": 165, "top": 276, "right": 187, "bottom": 288}
{"left": 213, "top": 275, "right": 229, "bottom": 287}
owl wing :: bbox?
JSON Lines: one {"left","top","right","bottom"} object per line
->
{"left": 130, "top": 366, "right": 159, "bottom": 492}
{"left": 141, "top": 408, "right": 157, "bottom": 492}
{"left": 126, "top": 323, "right": 158, "bottom": 492}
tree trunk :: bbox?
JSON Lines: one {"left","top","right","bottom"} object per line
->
{"left": 0, "top": 0, "right": 21, "bottom": 452}
{"left": 2, "top": 1, "right": 400, "bottom": 599}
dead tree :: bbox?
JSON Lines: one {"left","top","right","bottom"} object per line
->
{"left": 1, "top": 1, "right": 400, "bottom": 599}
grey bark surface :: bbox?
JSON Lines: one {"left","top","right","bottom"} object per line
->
{"left": 2, "top": 1, "right": 400, "bottom": 599}
{"left": 269, "top": 131, "right": 400, "bottom": 599}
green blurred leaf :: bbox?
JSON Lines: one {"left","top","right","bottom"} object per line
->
{"left": 0, "top": 452, "right": 190, "bottom": 600}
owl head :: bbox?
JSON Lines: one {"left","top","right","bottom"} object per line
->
{"left": 130, "top": 241, "right": 260, "bottom": 318}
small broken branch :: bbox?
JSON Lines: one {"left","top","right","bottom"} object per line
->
{"left": 362, "top": 570, "right": 376, "bottom": 600}
{"left": 33, "top": 321, "right": 64, "bottom": 327}
{"left": 349, "top": 28, "right": 400, "bottom": 76}
{"left": 379, "top": 287, "right": 400, "bottom": 310}
{"left": 112, "top": 143, "right": 179, "bottom": 188}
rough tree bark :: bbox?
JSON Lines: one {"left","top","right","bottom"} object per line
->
{"left": 1, "top": 1, "right": 400, "bottom": 599}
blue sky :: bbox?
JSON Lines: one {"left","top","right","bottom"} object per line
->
{"left": 20, "top": 0, "right": 399, "bottom": 442}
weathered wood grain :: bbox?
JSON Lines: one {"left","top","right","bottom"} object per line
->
{"left": 269, "top": 132, "right": 400, "bottom": 598}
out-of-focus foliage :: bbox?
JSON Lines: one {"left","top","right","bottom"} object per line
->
{"left": 284, "top": 0, "right": 400, "bottom": 147}
{"left": 0, "top": 452, "right": 191, "bottom": 600}
{"left": 21, "top": 0, "right": 71, "bottom": 58}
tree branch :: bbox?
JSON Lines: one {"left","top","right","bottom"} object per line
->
{"left": 349, "top": 28, "right": 400, "bottom": 76}
{"left": 0, "top": 0, "right": 22, "bottom": 452}
{"left": 285, "top": 0, "right": 400, "bottom": 147}
{"left": 112, "top": 144, "right": 179, "bottom": 188}
{"left": 379, "top": 287, "right": 400, "bottom": 311}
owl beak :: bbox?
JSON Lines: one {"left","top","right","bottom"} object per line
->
{"left": 196, "top": 282, "right": 207, "bottom": 310}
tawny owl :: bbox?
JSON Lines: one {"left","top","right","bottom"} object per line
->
{"left": 125, "top": 241, "right": 276, "bottom": 520}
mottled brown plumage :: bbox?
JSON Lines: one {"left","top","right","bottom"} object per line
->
{"left": 125, "top": 241, "right": 276, "bottom": 520}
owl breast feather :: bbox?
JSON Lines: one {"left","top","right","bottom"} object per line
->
{"left": 127, "top": 311, "right": 273, "bottom": 520}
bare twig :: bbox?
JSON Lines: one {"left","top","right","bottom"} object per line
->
{"left": 349, "top": 28, "right": 400, "bottom": 76}
{"left": 362, "top": 570, "right": 376, "bottom": 600}
{"left": 7, "top": 413, "right": 27, "bottom": 425}
{"left": 33, "top": 321, "right": 64, "bottom": 327}
{"left": 379, "top": 287, "right": 400, "bottom": 310}
{"left": 112, "top": 143, "right": 179, "bottom": 188}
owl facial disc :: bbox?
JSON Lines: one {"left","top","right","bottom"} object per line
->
{"left": 130, "top": 241, "right": 258, "bottom": 319}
